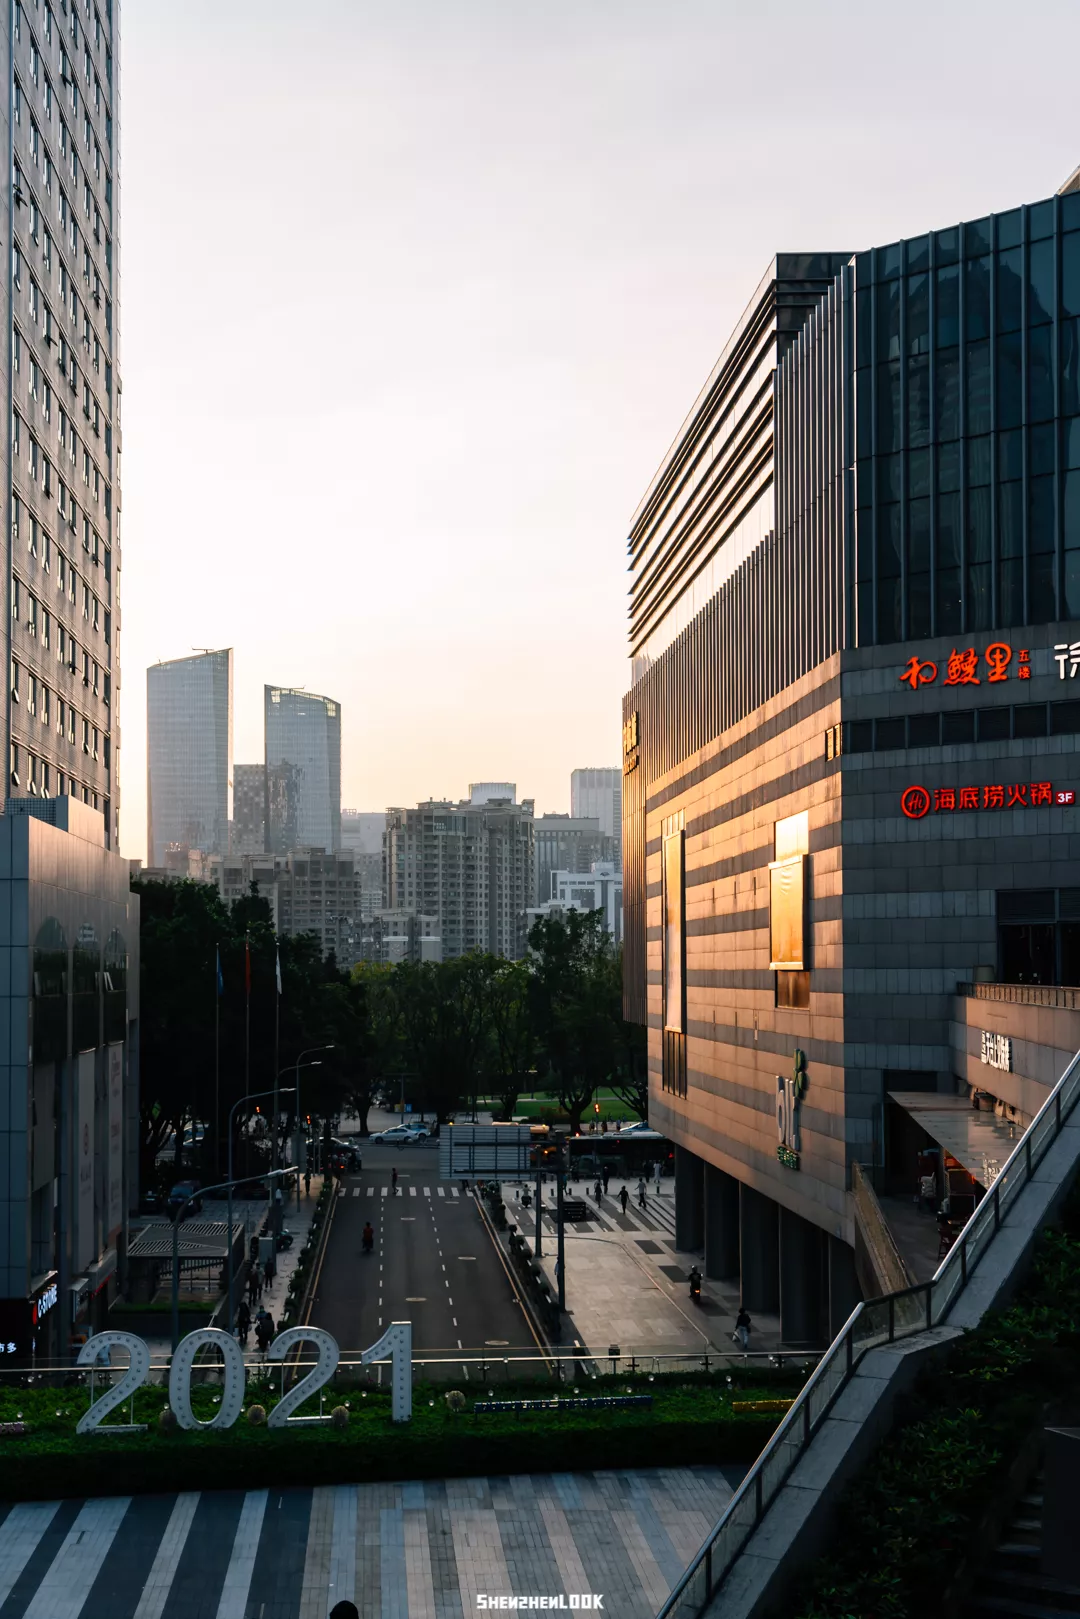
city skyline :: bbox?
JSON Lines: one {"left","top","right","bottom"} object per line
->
{"left": 116, "top": 2, "right": 1080, "bottom": 860}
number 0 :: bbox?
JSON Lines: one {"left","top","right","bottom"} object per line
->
{"left": 168, "top": 1328, "right": 247, "bottom": 1430}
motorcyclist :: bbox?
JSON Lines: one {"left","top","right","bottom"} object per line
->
{"left": 362, "top": 1222, "right": 375, "bottom": 1253}
{"left": 688, "top": 1265, "right": 702, "bottom": 1301}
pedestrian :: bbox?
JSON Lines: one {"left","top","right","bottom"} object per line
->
{"left": 247, "top": 1267, "right": 260, "bottom": 1306}
{"left": 263, "top": 1255, "right": 275, "bottom": 1293}
{"left": 602, "top": 1167, "right": 610, "bottom": 1193}
{"left": 255, "top": 1307, "right": 274, "bottom": 1353}
{"left": 329, "top": 1603, "right": 360, "bottom": 1619}
{"left": 637, "top": 1178, "right": 647, "bottom": 1209}
{"left": 619, "top": 1185, "right": 629, "bottom": 1214}
{"left": 654, "top": 1162, "right": 662, "bottom": 1194}
{"left": 304, "top": 1168, "right": 311, "bottom": 1198}
{"left": 593, "top": 1179, "right": 602, "bottom": 1205}
{"left": 392, "top": 1167, "right": 399, "bottom": 1195}
{"left": 236, "top": 1298, "right": 251, "bottom": 1348}
{"left": 734, "top": 1306, "right": 752, "bottom": 1352}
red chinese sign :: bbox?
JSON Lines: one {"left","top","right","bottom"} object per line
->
{"left": 899, "top": 644, "right": 1031, "bottom": 689}
{"left": 901, "top": 782, "right": 1073, "bottom": 819}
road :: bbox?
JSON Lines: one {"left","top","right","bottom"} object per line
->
{"left": 308, "top": 1139, "right": 544, "bottom": 1380}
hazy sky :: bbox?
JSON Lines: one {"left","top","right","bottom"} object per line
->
{"left": 119, "top": 0, "right": 1080, "bottom": 859}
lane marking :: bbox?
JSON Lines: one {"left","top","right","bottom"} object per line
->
{"left": 437, "top": 1187, "right": 445, "bottom": 1197}
{"left": 451, "top": 1188, "right": 460, "bottom": 1197}
{"left": 405, "top": 1297, "right": 426, "bottom": 1302}
{"left": 380, "top": 1187, "right": 388, "bottom": 1198}
{"left": 485, "top": 1340, "right": 509, "bottom": 1346}
{"left": 409, "top": 1186, "right": 417, "bottom": 1197}
{"left": 457, "top": 1255, "right": 476, "bottom": 1261}
{"left": 457, "top": 1339, "right": 463, "bottom": 1349}
{"left": 424, "top": 1187, "right": 431, "bottom": 1197}
{"left": 367, "top": 1187, "right": 374, "bottom": 1196}
{"left": 351, "top": 1187, "right": 359, "bottom": 1197}
{"left": 452, "top": 1317, "right": 457, "bottom": 1327}
{"left": 400, "top": 1217, "right": 416, "bottom": 1222}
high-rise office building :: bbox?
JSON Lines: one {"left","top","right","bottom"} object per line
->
{"left": 622, "top": 171, "right": 1080, "bottom": 1344}
{"left": 264, "top": 686, "right": 341, "bottom": 854}
{"left": 146, "top": 650, "right": 233, "bottom": 866}
{"left": 8, "top": 4, "right": 120, "bottom": 846}
{"left": 571, "top": 768, "right": 622, "bottom": 843}
{"left": 533, "top": 812, "right": 612, "bottom": 904}
{"left": 0, "top": 5, "right": 137, "bottom": 1363}
{"left": 231, "top": 763, "right": 265, "bottom": 854}
{"left": 385, "top": 795, "right": 535, "bottom": 959}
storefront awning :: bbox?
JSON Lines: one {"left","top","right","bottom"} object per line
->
{"left": 887, "top": 1091, "right": 1023, "bottom": 1186}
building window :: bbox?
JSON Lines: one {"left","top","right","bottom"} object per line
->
{"left": 661, "top": 816, "right": 687, "bottom": 1098}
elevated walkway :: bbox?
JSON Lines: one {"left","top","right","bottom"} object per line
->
{"left": 657, "top": 1041, "right": 1080, "bottom": 1619}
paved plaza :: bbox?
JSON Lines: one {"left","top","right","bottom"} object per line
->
{"left": 0, "top": 1467, "right": 739, "bottom": 1619}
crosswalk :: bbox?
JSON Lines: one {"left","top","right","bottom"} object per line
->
{"left": 0, "top": 1470, "right": 734, "bottom": 1619}
{"left": 354, "top": 1184, "right": 461, "bottom": 1198}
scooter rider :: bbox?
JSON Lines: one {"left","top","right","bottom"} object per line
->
{"left": 362, "top": 1221, "right": 375, "bottom": 1253}
{"left": 688, "top": 1265, "right": 702, "bottom": 1302}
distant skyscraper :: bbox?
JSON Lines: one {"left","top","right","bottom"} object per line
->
{"left": 571, "top": 768, "right": 622, "bottom": 843}
{"left": 146, "top": 651, "right": 233, "bottom": 866}
{"left": 264, "top": 687, "right": 341, "bottom": 854}
{"left": 232, "top": 764, "right": 266, "bottom": 854}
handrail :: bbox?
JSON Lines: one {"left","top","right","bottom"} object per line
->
{"left": 657, "top": 1044, "right": 1080, "bottom": 1619}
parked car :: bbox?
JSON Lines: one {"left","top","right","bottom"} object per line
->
{"left": 167, "top": 1179, "right": 202, "bottom": 1218}
{"left": 370, "top": 1123, "right": 429, "bottom": 1145}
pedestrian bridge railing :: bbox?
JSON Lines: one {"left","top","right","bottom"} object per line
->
{"left": 656, "top": 1043, "right": 1080, "bottom": 1619}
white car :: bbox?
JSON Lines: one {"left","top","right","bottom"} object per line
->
{"left": 370, "top": 1123, "right": 429, "bottom": 1145}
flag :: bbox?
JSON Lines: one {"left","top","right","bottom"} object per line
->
{"left": 245, "top": 935, "right": 251, "bottom": 996}
{"left": 275, "top": 944, "right": 282, "bottom": 996}
{"left": 216, "top": 946, "right": 224, "bottom": 997}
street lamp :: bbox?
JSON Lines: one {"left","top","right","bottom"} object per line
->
{"left": 171, "top": 1167, "right": 294, "bottom": 1351}
{"left": 293, "top": 1045, "right": 334, "bottom": 1210}
{"left": 226, "top": 1086, "right": 295, "bottom": 1332}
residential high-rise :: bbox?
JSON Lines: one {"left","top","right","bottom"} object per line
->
{"left": 385, "top": 795, "right": 535, "bottom": 959}
{"left": 8, "top": 5, "right": 120, "bottom": 846}
{"left": 146, "top": 650, "right": 233, "bottom": 866}
{"left": 571, "top": 768, "right": 622, "bottom": 844}
{"left": 340, "top": 810, "right": 386, "bottom": 918}
{"left": 231, "top": 763, "right": 265, "bottom": 854}
{"left": 264, "top": 686, "right": 341, "bottom": 854}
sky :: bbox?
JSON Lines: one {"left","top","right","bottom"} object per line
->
{"left": 118, "top": 0, "right": 1080, "bottom": 860}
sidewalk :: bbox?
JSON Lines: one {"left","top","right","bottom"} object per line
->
{"left": 504, "top": 1176, "right": 784, "bottom": 1361}
{"left": 132, "top": 1176, "right": 326, "bottom": 1365}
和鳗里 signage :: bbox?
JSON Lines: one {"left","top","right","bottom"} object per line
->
{"left": 899, "top": 643, "right": 1030, "bottom": 689}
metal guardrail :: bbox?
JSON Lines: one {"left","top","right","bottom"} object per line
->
{"left": 657, "top": 1043, "right": 1080, "bottom": 1619}
{"left": 958, "top": 980, "right": 1080, "bottom": 1009}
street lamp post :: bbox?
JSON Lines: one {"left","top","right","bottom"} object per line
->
{"left": 226, "top": 1086, "right": 295, "bottom": 1333}
{"left": 172, "top": 1167, "right": 294, "bottom": 1351}
{"left": 293, "top": 1045, "right": 334, "bottom": 1211}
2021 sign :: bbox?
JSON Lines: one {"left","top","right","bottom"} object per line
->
{"left": 75, "top": 1322, "right": 413, "bottom": 1431}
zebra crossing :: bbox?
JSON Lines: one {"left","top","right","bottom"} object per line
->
{"left": 354, "top": 1185, "right": 460, "bottom": 1198}
{"left": 0, "top": 1468, "right": 737, "bottom": 1619}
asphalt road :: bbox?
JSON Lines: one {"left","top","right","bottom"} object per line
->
{"left": 308, "top": 1140, "right": 544, "bottom": 1380}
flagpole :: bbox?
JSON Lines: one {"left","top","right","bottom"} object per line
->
{"left": 273, "top": 941, "right": 281, "bottom": 1174}
{"left": 215, "top": 943, "right": 221, "bottom": 1180}
{"left": 244, "top": 931, "right": 251, "bottom": 1104}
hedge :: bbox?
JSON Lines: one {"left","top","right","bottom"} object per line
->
{"left": 0, "top": 1373, "right": 796, "bottom": 1500}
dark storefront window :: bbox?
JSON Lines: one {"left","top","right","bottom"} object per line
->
{"left": 103, "top": 929, "right": 127, "bottom": 1043}
{"left": 856, "top": 194, "right": 1080, "bottom": 645}
{"left": 72, "top": 926, "right": 100, "bottom": 1052}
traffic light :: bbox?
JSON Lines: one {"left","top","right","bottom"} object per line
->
{"left": 593, "top": 1102, "right": 600, "bottom": 1115}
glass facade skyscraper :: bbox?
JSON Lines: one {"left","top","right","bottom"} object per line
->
{"left": 264, "top": 686, "right": 341, "bottom": 854}
{"left": 8, "top": 2, "right": 120, "bottom": 845}
{"left": 146, "top": 649, "right": 233, "bottom": 865}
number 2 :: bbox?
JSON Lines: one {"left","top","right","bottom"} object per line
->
{"left": 266, "top": 1328, "right": 339, "bottom": 1427}
{"left": 75, "top": 1331, "right": 149, "bottom": 1434}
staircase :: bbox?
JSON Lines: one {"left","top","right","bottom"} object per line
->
{"left": 965, "top": 1470, "right": 1080, "bottom": 1617}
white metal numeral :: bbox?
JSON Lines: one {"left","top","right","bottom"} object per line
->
{"left": 266, "top": 1328, "right": 340, "bottom": 1427}
{"left": 168, "top": 1327, "right": 247, "bottom": 1431}
{"left": 76, "top": 1331, "right": 150, "bottom": 1434}
{"left": 360, "top": 1321, "right": 412, "bottom": 1422}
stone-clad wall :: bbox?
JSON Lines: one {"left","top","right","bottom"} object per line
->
{"left": 647, "top": 621, "right": 1080, "bottom": 1248}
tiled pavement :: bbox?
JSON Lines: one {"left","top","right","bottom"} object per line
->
{"left": 0, "top": 1468, "right": 740, "bottom": 1619}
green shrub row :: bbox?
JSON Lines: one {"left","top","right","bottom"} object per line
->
{"left": 790, "top": 1197, "right": 1080, "bottom": 1619}
{"left": 0, "top": 1374, "right": 791, "bottom": 1500}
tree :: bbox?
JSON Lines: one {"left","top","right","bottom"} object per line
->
{"left": 484, "top": 958, "right": 536, "bottom": 1120}
{"left": 606, "top": 948, "right": 648, "bottom": 1122}
{"left": 527, "top": 910, "right": 622, "bottom": 1134}
{"left": 391, "top": 955, "right": 489, "bottom": 1122}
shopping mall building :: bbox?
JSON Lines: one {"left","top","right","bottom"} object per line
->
{"left": 622, "top": 167, "right": 1080, "bottom": 1345}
